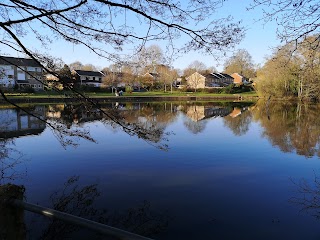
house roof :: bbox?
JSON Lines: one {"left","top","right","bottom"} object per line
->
{"left": 210, "top": 73, "right": 223, "bottom": 79}
{"left": 74, "top": 70, "right": 104, "bottom": 77}
{"left": 231, "top": 72, "right": 248, "bottom": 80}
{"left": 205, "top": 72, "right": 234, "bottom": 80}
{"left": 231, "top": 72, "right": 243, "bottom": 77}
{"left": 149, "top": 72, "right": 159, "bottom": 77}
{"left": 0, "top": 56, "right": 42, "bottom": 67}
{"left": 205, "top": 73, "right": 223, "bottom": 79}
{"left": 220, "top": 73, "right": 233, "bottom": 79}
{"left": 143, "top": 72, "right": 159, "bottom": 78}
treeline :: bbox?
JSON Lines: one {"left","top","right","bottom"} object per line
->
{"left": 255, "top": 36, "right": 320, "bottom": 101}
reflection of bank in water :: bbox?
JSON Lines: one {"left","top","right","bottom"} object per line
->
{"left": 0, "top": 106, "right": 46, "bottom": 139}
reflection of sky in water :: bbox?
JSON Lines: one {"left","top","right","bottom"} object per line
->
{"left": 0, "top": 109, "right": 18, "bottom": 131}
{"left": 3, "top": 102, "right": 320, "bottom": 239}
{"left": 20, "top": 115, "right": 29, "bottom": 129}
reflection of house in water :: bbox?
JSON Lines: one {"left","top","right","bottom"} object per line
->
{"left": 77, "top": 109, "right": 104, "bottom": 124}
{"left": 228, "top": 107, "right": 250, "bottom": 118}
{"left": 185, "top": 105, "right": 232, "bottom": 122}
{"left": 0, "top": 106, "right": 46, "bottom": 139}
{"left": 229, "top": 108, "right": 242, "bottom": 118}
{"left": 46, "top": 104, "right": 105, "bottom": 125}
{"left": 46, "top": 105, "right": 64, "bottom": 119}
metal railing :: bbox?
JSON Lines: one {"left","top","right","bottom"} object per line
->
{"left": 10, "top": 199, "right": 154, "bottom": 240}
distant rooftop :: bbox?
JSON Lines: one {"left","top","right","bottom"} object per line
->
{"left": 74, "top": 70, "right": 104, "bottom": 77}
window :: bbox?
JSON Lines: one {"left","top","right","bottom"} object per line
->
{"left": 93, "top": 77, "right": 95, "bottom": 81}
{"left": 38, "top": 84, "right": 42, "bottom": 88}
{"left": 7, "top": 75, "right": 13, "bottom": 78}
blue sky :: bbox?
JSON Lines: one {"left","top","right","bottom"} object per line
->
{"left": 172, "top": 1, "right": 280, "bottom": 71}
{"left": 2, "top": 1, "right": 280, "bottom": 72}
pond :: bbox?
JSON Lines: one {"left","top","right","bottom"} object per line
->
{"left": 1, "top": 100, "right": 320, "bottom": 239}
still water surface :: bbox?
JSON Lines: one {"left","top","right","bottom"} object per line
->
{"left": 1, "top": 101, "right": 320, "bottom": 239}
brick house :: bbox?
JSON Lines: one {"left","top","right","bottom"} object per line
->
{"left": 186, "top": 72, "right": 234, "bottom": 89}
{"left": 231, "top": 73, "right": 249, "bottom": 84}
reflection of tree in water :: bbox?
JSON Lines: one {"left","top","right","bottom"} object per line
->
{"left": 0, "top": 139, "right": 26, "bottom": 184}
{"left": 48, "top": 102, "right": 174, "bottom": 149}
{"left": 223, "top": 108, "right": 252, "bottom": 136}
{"left": 252, "top": 101, "right": 320, "bottom": 157}
{"left": 1, "top": 101, "right": 174, "bottom": 150}
{"left": 45, "top": 103, "right": 99, "bottom": 148}
{"left": 185, "top": 105, "right": 206, "bottom": 122}
{"left": 108, "top": 200, "right": 169, "bottom": 238}
{"left": 48, "top": 102, "right": 169, "bottom": 149}
{"left": 37, "top": 176, "right": 101, "bottom": 240}
{"left": 291, "top": 173, "right": 320, "bottom": 220}
{"left": 101, "top": 103, "right": 178, "bottom": 149}
{"left": 30, "top": 176, "right": 169, "bottom": 239}
{"left": 183, "top": 117, "right": 207, "bottom": 134}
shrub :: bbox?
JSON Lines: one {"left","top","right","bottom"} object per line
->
{"left": 125, "top": 86, "right": 133, "bottom": 93}
{"left": 23, "top": 86, "right": 35, "bottom": 93}
{"left": 222, "top": 84, "right": 235, "bottom": 94}
{"left": 176, "top": 86, "right": 187, "bottom": 92}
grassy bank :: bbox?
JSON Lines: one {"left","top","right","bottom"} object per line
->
{"left": 4, "top": 90, "right": 258, "bottom": 98}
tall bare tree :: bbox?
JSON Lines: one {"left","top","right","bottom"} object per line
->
{"left": 183, "top": 60, "right": 207, "bottom": 76}
{"left": 69, "top": 61, "right": 84, "bottom": 71}
{"left": 157, "top": 65, "right": 178, "bottom": 92}
{"left": 223, "top": 49, "right": 256, "bottom": 78}
{"left": 250, "top": 0, "right": 320, "bottom": 45}
{"left": 183, "top": 61, "right": 217, "bottom": 77}
{"left": 256, "top": 36, "right": 320, "bottom": 100}
{"left": 81, "top": 64, "right": 98, "bottom": 71}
